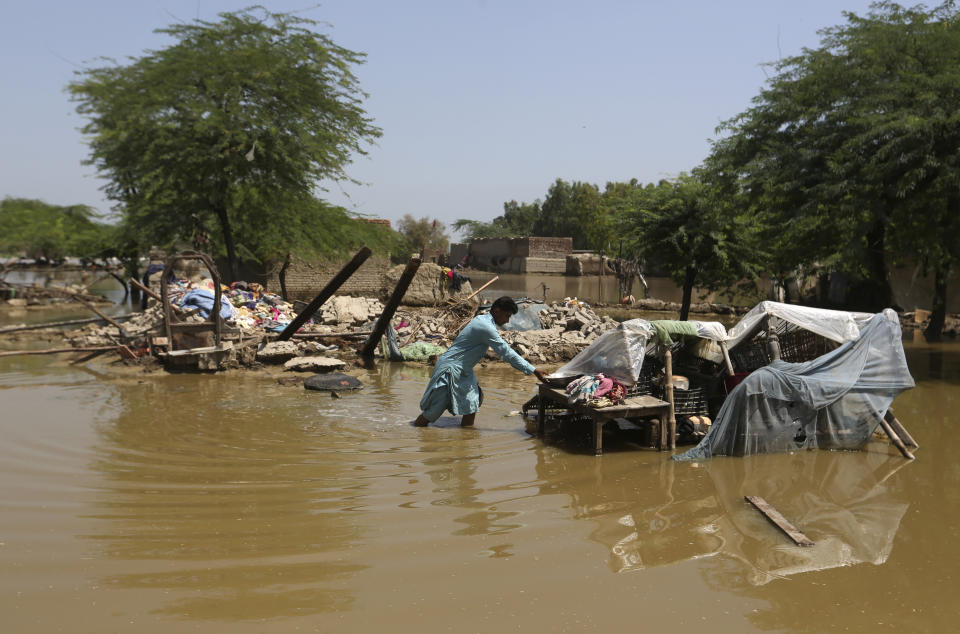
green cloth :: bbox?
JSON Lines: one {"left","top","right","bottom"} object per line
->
{"left": 400, "top": 341, "right": 447, "bottom": 362}
{"left": 650, "top": 320, "right": 699, "bottom": 346}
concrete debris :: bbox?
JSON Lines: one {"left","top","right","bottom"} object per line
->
{"left": 256, "top": 341, "right": 300, "bottom": 363}
{"left": 389, "top": 300, "right": 620, "bottom": 364}
{"left": 318, "top": 296, "right": 383, "bottom": 326}
{"left": 283, "top": 356, "right": 347, "bottom": 372}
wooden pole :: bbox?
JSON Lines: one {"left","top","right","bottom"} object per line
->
{"left": 277, "top": 246, "right": 372, "bottom": 341}
{"left": 664, "top": 345, "right": 676, "bottom": 450}
{"left": 745, "top": 496, "right": 815, "bottom": 546}
{"left": 73, "top": 296, "right": 126, "bottom": 333}
{"left": 0, "top": 346, "right": 119, "bottom": 358}
{"left": 598, "top": 253, "right": 604, "bottom": 304}
{"left": 719, "top": 340, "right": 735, "bottom": 376}
{"left": 765, "top": 315, "right": 781, "bottom": 361}
{"left": 360, "top": 256, "right": 421, "bottom": 358}
{"left": 877, "top": 415, "right": 915, "bottom": 460}
{"left": 129, "top": 278, "right": 187, "bottom": 314}
{"left": 460, "top": 275, "right": 499, "bottom": 305}
{"left": 885, "top": 408, "right": 918, "bottom": 448}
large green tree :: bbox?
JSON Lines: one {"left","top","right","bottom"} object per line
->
{"left": 623, "top": 173, "right": 765, "bottom": 320}
{"left": 533, "top": 179, "right": 600, "bottom": 250}
{"left": 710, "top": 1, "right": 960, "bottom": 336}
{"left": 69, "top": 6, "right": 381, "bottom": 280}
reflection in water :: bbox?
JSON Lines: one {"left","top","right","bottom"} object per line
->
{"left": 700, "top": 451, "right": 909, "bottom": 586}
{"left": 537, "top": 444, "right": 909, "bottom": 583}
{"left": 83, "top": 374, "right": 370, "bottom": 620}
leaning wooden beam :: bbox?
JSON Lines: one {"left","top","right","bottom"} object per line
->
{"left": 877, "top": 415, "right": 915, "bottom": 460}
{"left": 73, "top": 296, "right": 126, "bottom": 333}
{"left": 459, "top": 275, "right": 499, "bottom": 305}
{"left": 69, "top": 348, "right": 114, "bottom": 364}
{"left": 360, "top": 256, "right": 422, "bottom": 358}
{"left": 745, "top": 496, "right": 815, "bottom": 546}
{"left": 0, "top": 346, "right": 119, "bottom": 358}
{"left": 128, "top": 277, "right": 186, "bottom": 314}
{"left": 277, "top": 246, "right": 372, "bottom": 341}
{"left": 885, "top": 408, "right": 918, "bottom": 449}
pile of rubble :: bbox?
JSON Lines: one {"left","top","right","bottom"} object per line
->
{"left": 501, "top": 301, "right": 620, "bottom": 363}
{"left": 314, "top": 296, "right": 383, "bottom": 328}
{"left": 388, "top": 300, "right": 620, "bottom": 364}
{"left": 66, "top": 305, "right": 167, "bottom": 347}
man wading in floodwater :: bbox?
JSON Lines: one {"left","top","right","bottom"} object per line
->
{"left": 414, "top": 296, "right": 548, "bottom": 427}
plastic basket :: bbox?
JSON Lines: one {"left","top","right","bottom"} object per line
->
{"left": 672, "top": 386, "right": 709, "bottom": 416}
{"left": 779, "top": 329, "right": 831, "bottom": 363}
{"left": 730, "top": 340, "right": 770, "bottom": 373}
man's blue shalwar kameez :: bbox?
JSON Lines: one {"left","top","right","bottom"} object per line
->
{"left": 419, "top": 313, "right": 535, "bottom": 421}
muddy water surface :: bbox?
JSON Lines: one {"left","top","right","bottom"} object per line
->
{"left": 1, "top": 338, "right": 958, "bottom": 633}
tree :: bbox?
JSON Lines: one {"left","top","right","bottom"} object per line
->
{"left": 533, "top": 179, "right": 598, "bottom": 250}
{"left": 623, "top": 173, "right": 765, "bottom": 320}
{"left": 709, "top": 1, "right": 960, "bottom": 336}
{"left": 0, "top": 198, "right": 113, "bottom": 262}
{"left": 397, "top": 214, "right": 450, "bottom": 252}
{"left": 69, "top": 7, "right": 381, "bottom": 280}
{"left": 453, "top": 199, "right": 541, "bottom": 241}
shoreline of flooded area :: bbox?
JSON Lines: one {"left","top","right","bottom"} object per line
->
{"left": 1, "top": 337, "right": 958, "bottom": 632}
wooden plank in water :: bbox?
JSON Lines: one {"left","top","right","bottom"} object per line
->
{"left": 745, "top": 496, "right": 815, "bottom": 546}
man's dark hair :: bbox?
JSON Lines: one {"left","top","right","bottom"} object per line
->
{"left": 491, "top": 296, "right": 519, "bottom": 315}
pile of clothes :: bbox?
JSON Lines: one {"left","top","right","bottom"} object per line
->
{"left": 166, "top": 278, "right": 300, "bottom": 332}
{"left": 564, "top": 373, "right": 628, "bottom": 408}
{"left": 224, "top": 281, "right": 297, "bottom": 332}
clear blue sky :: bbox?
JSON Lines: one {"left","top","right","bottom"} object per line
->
{"left": 0, "top": 1, "right": 881, "bottom": 238}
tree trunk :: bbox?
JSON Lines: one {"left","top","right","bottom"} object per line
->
{"left": 679, "top": 265, "right": 696, "bottom": 321}
{"left": 864, "top": 218, "right": 893, "bottom": 311}
{"left": 124, "top": 256, "right": 141, "bottom": 304}
{"left": 279, "top": 253, "right": 291, "bottom": 301}
{"left": 923, "top": 262, "right": 949, "bottom": 342}
{"left": 213, "top": 206, "right": 239, "bottom": 283}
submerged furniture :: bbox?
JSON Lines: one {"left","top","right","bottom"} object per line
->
{"left": 536, "top": 385, "right": 671, "bottom": 455}
{"left": 675, "top": 311, "right": 915, "bottom": 461}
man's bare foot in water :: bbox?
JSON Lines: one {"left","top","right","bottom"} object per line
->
{"left": 413, "top": 415, "right": 430, "bottom": 427}
{"left": 460, "top": 413, "right": 476, "bottom": 427}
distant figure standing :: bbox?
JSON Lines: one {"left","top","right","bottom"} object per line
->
{"left": 414, "top": 296, "right": 547, "bottom": 427}
{"left": 140, "top": 247, "right": 168, "bottom": 310}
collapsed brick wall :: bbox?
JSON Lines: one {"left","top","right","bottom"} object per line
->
{"left": 265, "top": 256, "right": 390, "bottom": 301}
{"left": 524, "top": 237, "right": 573, "bottom": 258}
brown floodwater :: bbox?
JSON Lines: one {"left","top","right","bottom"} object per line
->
{"left": 1, "top": 332, "right": 959, "bottom": 633}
